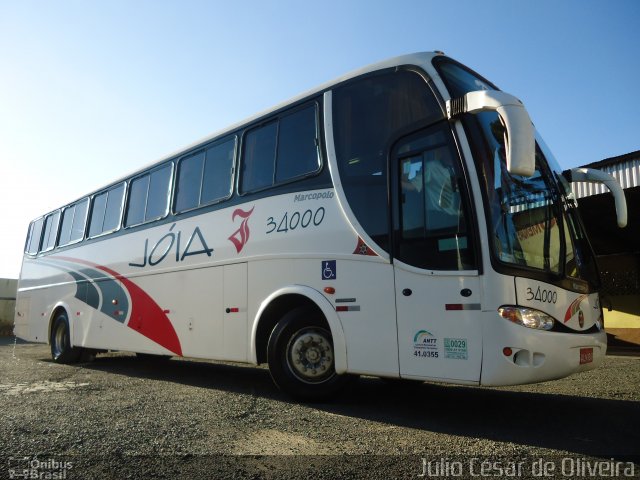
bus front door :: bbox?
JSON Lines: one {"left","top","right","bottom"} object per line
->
{"left": 391, "top": 125, "right": 482, "bottom": 383}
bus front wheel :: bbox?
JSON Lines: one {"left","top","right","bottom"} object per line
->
{"left": 50, "top": 311, "right": 83, "bottom": 364}
{"left": 267, "top": 307, "right": 348, "bottom": 401}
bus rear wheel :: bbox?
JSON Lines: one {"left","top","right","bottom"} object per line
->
{"left": 267, "top": 307, "right": 348, "bottom": 401}
{"left": 50, "top": 311, "right": 83, "bottom": 364}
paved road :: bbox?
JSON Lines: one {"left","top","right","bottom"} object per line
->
{"left": 1, "top": 338, "right": 639, "bottom": 479}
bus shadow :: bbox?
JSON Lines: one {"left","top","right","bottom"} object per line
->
{"left": 76, "top": 354, "right": 640, "bottom": 460}
{"left": 335, "top": 378, "right": 640, "bottom": 461}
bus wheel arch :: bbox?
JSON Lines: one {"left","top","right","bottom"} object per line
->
{"left": 252, "top": 288, "right": 347, "bottom": 376}
{"left": 49, "top": 307, "right": 83, "bottom": 364}
{"left": 48, "top": 304, "right": 71, "bottom": 346}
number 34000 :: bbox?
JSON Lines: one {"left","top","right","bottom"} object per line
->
{"left": 525, "top": 287, "right": 557, "bottom": 304}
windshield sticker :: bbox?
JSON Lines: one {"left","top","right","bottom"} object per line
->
{"left": 413, "top": 330, "right": 439, "bottom": 359}
{"left": 444, "top": 338, "right": 468, "bottom": 360}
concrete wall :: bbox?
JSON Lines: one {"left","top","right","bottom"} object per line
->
{"left": 0, "top": 279, "right": 17, "bottom": 334}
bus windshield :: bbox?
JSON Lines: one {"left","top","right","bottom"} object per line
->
{"left": 434, "top": 59, "right": 599, "bottom": 287}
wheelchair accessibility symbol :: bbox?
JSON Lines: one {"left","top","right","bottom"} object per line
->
{"left": 322, "top": 260, "right": 337, "bottom": 280}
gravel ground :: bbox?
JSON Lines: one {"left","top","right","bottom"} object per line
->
{"left": 1, "top": 337, "right": 639, "bottom": 479}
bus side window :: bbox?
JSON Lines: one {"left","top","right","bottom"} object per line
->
{"left": 126, "top": 164, "right": 172, "bottom": 227}
{"left": 88, "top": 183, "right": 125, "bottom": 238}
{"left": 201, "top": 137, "right": 235, "bottom": 204}
{"left": 175, "top": 151, "right": 205, "bottom": 212}
{"left": 25, "top": 218, "right": 44, "bottom": 255}
{"left": 333, "top": 69, "right": 443, "bottom": 253}
{"left": 126, "top": 175, "right": 149, "bottom": 227}
{"left": 275, "top": 104, "right": 319, "bottom": 183}
{"left": 59, "top": 198, "right": 89, "bottom": 246}
{"left": 146, "top": 166, "right": 171, "bottom": 221}
{"left": 174, "top": 136, "right": 236, "bottom": 213}
{"left": 88, "top": 192, "right": 108, "bottom": 237}
{"left": 59, "top": 205, "right": 76, "bottom": 247}
{"left": 240, "top": 103, "right": 319, "bottom": 194}
{"left": 41, "top": 211, "right": 61, "bottom": 252}
{"left": 71, "top": 198, "right": 89, "bottom": 242}
{"left": 241, "top": 121, "right": 277, "bottom": 193}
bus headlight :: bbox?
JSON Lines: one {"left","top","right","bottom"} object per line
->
{"left": 498, "top": 306, "right": 555, "bottom": 331}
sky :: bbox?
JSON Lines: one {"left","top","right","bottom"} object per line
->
{"left": 0, "top": 0, "right": 638, "bottom": 279}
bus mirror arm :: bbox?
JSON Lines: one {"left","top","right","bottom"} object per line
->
{"left": 567, "top": 168, "right": 628, "bottom": 228}
{"left": 446, "top": 90, "right": 535, "bottom": 178}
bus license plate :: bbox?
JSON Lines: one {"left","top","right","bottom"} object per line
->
{"left": 579, "top": 348, "right": 593, "bottom": 365}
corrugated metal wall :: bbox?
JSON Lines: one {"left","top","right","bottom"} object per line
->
{"left": 573, "top": 157, "right": 640, "bottom": 198}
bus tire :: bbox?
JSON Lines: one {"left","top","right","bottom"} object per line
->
{"left": 267, "top": 307, "right": 348, "bottom": 402}
{"left": 50, "top": 311, "right": 83, "bottom": 364}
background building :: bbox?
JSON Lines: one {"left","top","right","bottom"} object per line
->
{"left": 0, "top": 279, "right": 17, "bottom": 335}
{"left": 573, "top": 150, "right": 640, "bottom": 350}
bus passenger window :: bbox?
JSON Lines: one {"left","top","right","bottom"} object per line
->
{"left": 126, "top": 164, "right": 172, "bottom": 226}
{"left": 71, "top": 199, "right": 89, "bottom": 242}
{"left": 25, "top": 218, "right": 44, "bottom": 254}
{"left": 175, "top": 137, "right": 235, "bottom": 213}
{"left": 146, "top": 165, "right": 171, "bottom": 221}
{"left": 103, "top": 184, "right": 125, "bottom": 232}
{"left": 60, "top": 198, "right": 89, "bottom": 244}
{"left": 201, "top": 138, "right": 235, "bottom": 204}
{"left": 275, "top": 104, "right": 319, "bottom": 182}
{"left": 58, "top": 206, "right": 75, "bottom": 246}
{"left": 175, "top": 151, "right": 205, "bottom": 212}
{"left": 88, "top": 183, "right": 125, "bottom": 237}
{"left": 333, "top": 70, "right": 443, "bottom": 253}
{"left": 241, "top": 103, "right": 319, "bottom": 194}
{"left": 241, "top": 121, "right": 277, "bottom": 193}
{"left": 41, "top": 211, "right": 61, "bottom": 252}
{"left": 88, "top": 193, "right": 108, "bottom": 237}
{"left": 126, "top": 175, "right": 149, "bottom": 227}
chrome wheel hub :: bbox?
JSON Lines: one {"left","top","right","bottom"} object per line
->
{"left": 287, "top": 328, "right": 334, "bottom": 383}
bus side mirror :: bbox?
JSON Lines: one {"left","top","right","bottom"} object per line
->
{"left": 446, "top": 90, "right": 535, "bottom": 177}
{"left": 565, "top": 168, "right": 628, "bottom": 228}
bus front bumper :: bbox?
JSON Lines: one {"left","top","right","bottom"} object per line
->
{"left": 480, "top": 317, "right": 607, "bottom": 386}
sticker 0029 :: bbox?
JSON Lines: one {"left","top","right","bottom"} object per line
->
{"left": 444, "top": 338, "right": 468, "bottom": 360}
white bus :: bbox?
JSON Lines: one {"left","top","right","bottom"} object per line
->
{"left": 14, "top": 52, "right": 627, "bottom": 401}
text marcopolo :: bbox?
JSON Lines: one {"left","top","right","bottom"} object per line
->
{"left": 294, "top": 191, "right": 334, "bottom": 202}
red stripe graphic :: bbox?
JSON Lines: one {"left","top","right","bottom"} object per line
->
{"left": 57, "top": 256, "right": 182, "bottom": 356}
{"left": 564, "top": 295, "right": 588, "bottom": 323}
{"left": 352, "top": 237, "right": 378, "bottom": 256}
